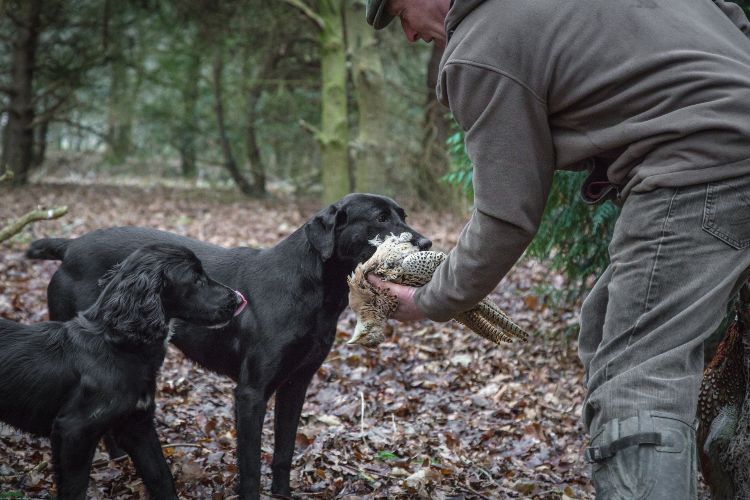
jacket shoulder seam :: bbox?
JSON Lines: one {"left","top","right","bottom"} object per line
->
{"left": 443, "top": 58, "right": 547, "bottom": 109}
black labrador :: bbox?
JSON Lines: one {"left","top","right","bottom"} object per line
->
{"left": 1, "top": 243, "right": 244, "bottom": 500}
{"left": 26, "top": 193, "right": 431, "bottom": 499}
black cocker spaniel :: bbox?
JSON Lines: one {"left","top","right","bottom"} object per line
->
{"left": 0, "top": 243, "right": 246, "bottom": 499}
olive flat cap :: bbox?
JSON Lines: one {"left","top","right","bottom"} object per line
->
{"left": 366, "top": 0, "right": 395, "bottom": 30}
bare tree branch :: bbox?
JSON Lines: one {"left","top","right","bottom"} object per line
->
{"left": 280, "top": 0, "right": 325, "bottom": 30}
{"left": 31, "top": 80, "right": 68, "bottom": 105}
{"left": 29, "top": 91, "right": 74, "bottom": 127}
{"left": 52, "top": 118, "right": 107, "bottom": 139}
{"left": 298, "top": 118, "right": 322, "bottom": 139}
{"left": 0, "top": 206, "right": 68, "bottom": 243}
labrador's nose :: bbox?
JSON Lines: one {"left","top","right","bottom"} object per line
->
{"left": 416, "top": 237, "right": 432, "bottom": 250}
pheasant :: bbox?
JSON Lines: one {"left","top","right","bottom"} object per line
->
{"left": 347, "top": 232, "right": 529, "bottom": 348}
{"left": 698, "top": 282, "right": 750, "bottom": 499}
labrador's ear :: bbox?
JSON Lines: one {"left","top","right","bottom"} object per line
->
{"left": 305, "top": 204, "right": 347, "bottom": 261}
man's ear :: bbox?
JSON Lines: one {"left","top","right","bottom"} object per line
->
{"left": 305, "top": 205, "right": 346, "bottom": 260}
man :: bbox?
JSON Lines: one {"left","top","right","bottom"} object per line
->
{"left": 366, "top": 0, "right": 750, "bottom": 498}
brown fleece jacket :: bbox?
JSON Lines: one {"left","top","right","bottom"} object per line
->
{"left": 415, "top": 0, "right": 750, "bottom": 321}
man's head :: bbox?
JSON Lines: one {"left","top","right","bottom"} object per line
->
{"left": 366, "top": 0, "right": 451, "bottom": 46}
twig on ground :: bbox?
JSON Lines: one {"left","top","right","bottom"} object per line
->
{"left": 460, "top": 456, "right": 493, "bottom": 482}
{"left": 359, "top": 391, "right": 370, "bottom": 449}
{"left": 161, "top": 442, "right": 205, "bottom": 450}
{"left": 0, "top": 206, "right": 68, "bottom": 243}
{"left": 359, "top": 391, "right": 365, "bottom": 435}
{"left": 457, "top": 482, "right": 490, "bottom": 499}
{"left": 90, "top": 442, "right": 206, "bottom": 468}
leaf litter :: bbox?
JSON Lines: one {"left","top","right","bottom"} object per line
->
{"left": 0, "top": 183, "right": 593, "bottom": 499}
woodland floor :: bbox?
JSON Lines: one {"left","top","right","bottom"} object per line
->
{"left": 0, "top": 181, "right": 593, "bottom": 499}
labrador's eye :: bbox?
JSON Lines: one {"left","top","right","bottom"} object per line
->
{"left": 377, "top": 213, "right": 389, "bottom": 223}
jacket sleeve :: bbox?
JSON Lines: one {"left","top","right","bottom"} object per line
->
{"left": 413, "top": 61, "right": 555, "bottom": 321}
{"left": 713, "top": 0, "right": 750, "bottom": 37}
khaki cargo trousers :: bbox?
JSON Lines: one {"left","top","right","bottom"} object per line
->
{"left": 578, "top": 174, "right": 750, "bottom": 499}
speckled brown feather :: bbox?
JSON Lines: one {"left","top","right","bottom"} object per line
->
{"left": 347, "top": 233, "right": 529, "bottom": 348}
{"left": 698, "top": 320, "right": 745, "bottom": 486}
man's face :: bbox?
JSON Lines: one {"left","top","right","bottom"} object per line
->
{"left": 387, "top": 0, "right": 451, "bottom": 46}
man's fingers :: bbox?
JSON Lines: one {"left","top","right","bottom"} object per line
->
{"left": 364, "top": 274, "right": 425, "bottom": 321}
{"left": 367, "top": 274, "right": 385, "bottom": 286}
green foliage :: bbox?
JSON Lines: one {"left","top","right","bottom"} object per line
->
{"left": 442, "top": 130, "right": 474, "bottom": 198}
{"left": 527, "top": 171, "right": 618, "bottom": 303}
{"left": 377, "top": 450, "right": 399, "bottom": 461}
{"left": 443, "top": 131, "right": 619, "bottom": 304}
{"left": 0, "top": 0, "right": 436, "bottom": 199}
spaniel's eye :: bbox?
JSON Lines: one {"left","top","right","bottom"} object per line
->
{"left": 377, "top": 213, "right": 389, "bottom": 223}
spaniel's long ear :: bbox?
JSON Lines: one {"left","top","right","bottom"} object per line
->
{"left": 305, "top": 204, "right": 348, "bottom": 261}
{"left": 96, "top": 261, "right": 167, "bottom": 344}
{"left": 97, "top": 262, "right": 123, "bottom": 288}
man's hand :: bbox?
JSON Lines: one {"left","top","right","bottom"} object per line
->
{"left": 367, "top": 275, "right": 426, "bottom": 321}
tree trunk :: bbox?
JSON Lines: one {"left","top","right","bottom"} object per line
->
{"left": 104, "top": 11, "right": 143, "bottom": 166}
{"left": 319, "top": 0, "right": 350, "bottom": 203}
{"left": 105, "top": 42, "right": 132, "bottom": 164}
{"left": 415, "top": 45, "right": 456, "bottom": 208}
{"left": 1, "top": 116, "right": 9, "bottom": 172}
{"left": 241, "top": 41, "right": 269, "bottom": 197}
{"left": 346, "top": 0, "right": 387, "bottom": 195}
{"left": 2, "top": 0, "right": 43, "bottom": 186}
{"left": 33, "top": 116, "right": 48, "bottom": 167}
{"left": 244, "top": 86, "right": 267, "bottom": 196}
{"left": 179, "top": 43, "right": 201, "bottom": 179}
{"left": 211, "top": 50, "right": 256, "bottom": 197}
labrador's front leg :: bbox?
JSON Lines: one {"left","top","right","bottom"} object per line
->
{"left": 235, "top": 361, "right": 274, "bottom": 500}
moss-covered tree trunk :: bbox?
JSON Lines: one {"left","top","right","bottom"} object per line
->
{"left": 416, "top": 45, "right": 457, "bottom": 208}
{"left": 319, "top": 0, "right": 350, "bottom": 203}
{"left": 2, "top": 0, "right": 42, "bottom": 186}
{"left": 346, "top": 0, "right": 387, "bottom": 195}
